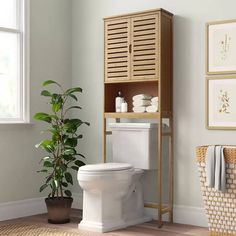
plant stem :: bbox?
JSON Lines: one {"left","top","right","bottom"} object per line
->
{"left": 60, "top": 184, "right": 64, "bottom": 198}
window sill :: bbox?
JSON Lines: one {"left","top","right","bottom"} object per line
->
{"left": 0, "top": 121, "right": 35, "bottom": 125}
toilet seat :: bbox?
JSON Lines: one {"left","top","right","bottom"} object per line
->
{"left": 79, "top": 163, "right": 133, "bottom": 172}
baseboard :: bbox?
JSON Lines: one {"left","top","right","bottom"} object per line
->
{"left": 173, "top": 205, "right": 208, "bottom": 227}
{"left": 0, "top": 193, "right": 207, "bottom": 228}
{"left": 0, "top": 197, "right": 46, "bottom": 221}
{"left": 0, "top": 192, "right": 83, "bottom": 222}
{"left": 144, "top": 205, "right": 208, "bottom": 227}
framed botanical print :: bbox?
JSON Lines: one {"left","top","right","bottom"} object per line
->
{"left": 206, "top": 76, "right": 236, "bottom": 129}
{"left": 206, "top": 19, "right": 236, "bottom": 74}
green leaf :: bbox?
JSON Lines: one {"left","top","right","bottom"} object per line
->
{"left": 34, "top": 112, "right": 52, "bottom": 123}
{"left": 64, "top": 190, "right": 72, "bottom": 197}
{"left": 41, "top": 90, "right": 51, "bottom": 97}
{"left": 42, "top": 156, "right": 50, "bottom": 161}
{"left": 65, "top": 87, "right": 82, "bottom": 95}
{"left": 75, "top": 160, "right": 85, "bottom": 167}
{"left": 64, "top": 148, "right": 76, "bottom": 156}
{"left": 46, "top": 175, "right": 53, "bottom": 183}
{"left": 37, "top": 169, "right": 48, "bottom": 173}
{"left": 64, "top": 119, "right": 88, "bottom": 133}
{"left": 65, "top": 172, "right": 73, "bottom": 185}
{"left": 43, "top": 160, "right": 53, "bottom": 168}
{"left": 39, "top": 184, "right": 48, "bottom": 192}
{"left": 65, "top": 106, "right": 82, "bottom": 114}
{"left": 37, "top": 140, "right": 55, "bottom": 153}
{"left": 68, "top": 94, "right": 78, "bottom": 101}
{"left": 60, "top": 164, "right": 67, "bottom": 173}
{"left": 84, "top": 122, "right": 90, "bottom": 126}
{"left": 76, "top": 153, "right": 85, "bottom": 158}
{"left": 54, "top": 179, "right": 59, "bottom": 188}
{"left": 47, "top": 128, "right": 59, "bottom": 135}
{"left": 52, "top": 133, "right": 60, "bottom": 142}
{"left": 52, "top": 103, "right": 62, "bottom": 113}
{"left": 64, "top": 138, "right": 77, "bottom": 147}
{"left": 51, "top": 181, "right": 57, "bottom": 191}
{"left": 43, "top": 80, "right": 61, "bottom": 87}
{"left": 61, "top": 182, "right": 68, "bottom": 187}
{"left": 63, "top": 155, "right": 73, "bottom": 162}
{"left": 39, "top": 156, "right": 51, "bottom": 164}
{"left": 71, "top": 166, "right": 79, "bottom": 171}
{"left": 50, "top": 115, "right": 59, "bottom": 121}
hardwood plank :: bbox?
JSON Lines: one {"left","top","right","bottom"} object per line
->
{"left": 0, "top": 210, "right": 209, "bottom": 236}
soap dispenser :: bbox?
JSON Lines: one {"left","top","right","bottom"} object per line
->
{"left": 115, "top": 91, "right": 124, "bottom": 112}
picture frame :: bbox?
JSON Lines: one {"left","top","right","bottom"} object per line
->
{"left": 206, "top": 19, "right": 236, "bottom": 74}
{"left": 206, "top": 76, "right": 236, "bottom": 129}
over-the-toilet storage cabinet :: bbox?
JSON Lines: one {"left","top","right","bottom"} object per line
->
{"left": 103, "top": 9, "right": 173, "bottom": 226}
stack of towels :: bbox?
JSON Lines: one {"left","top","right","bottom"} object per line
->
{"left": 147, "top": 97, "right": 159, "bottom": 113}
{"left": 132, "top": 94, "right": 158, "bottom": 113}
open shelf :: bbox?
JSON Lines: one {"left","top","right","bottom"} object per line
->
{"left": 104, "top": 112, "right": 160, "bottom": 119}
{"left": 105, "top": 111, "right": 172, "bottom": 119}
{"left": 104, "top": 81, "right": 158, "bottom": 113}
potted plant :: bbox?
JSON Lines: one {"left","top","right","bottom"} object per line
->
{"left": 34, "top": 80, "right": 89, "bottom": 224}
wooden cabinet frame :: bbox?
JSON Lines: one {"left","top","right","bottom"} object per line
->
{"left": 103, "top": 8, "right": 173, "bottom": 227}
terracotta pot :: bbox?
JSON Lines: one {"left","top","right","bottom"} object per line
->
{"left": 45, "top": 197, "right": 73, "bottom": 224}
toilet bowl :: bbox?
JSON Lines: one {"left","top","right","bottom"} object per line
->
{"left": 77, "top": 163, "right": 151, "bottom": 232}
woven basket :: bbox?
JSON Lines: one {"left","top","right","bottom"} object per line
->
{"left": 196, "top": 146, "right": 236, "bottom": 236}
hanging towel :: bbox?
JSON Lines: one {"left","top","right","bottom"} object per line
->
{"left": 146, "top": 105, "right": 158, "bottom": 113}
{"left": 206, "top": 146, "right": 215, "bottom": 188}
{"left": 133, "top": 106, "right": 146, "bottom": 113}
{"left": 133, "top": 100, "right": 151, "bottom": 107}
{"left": 205, "top": 145, "right": 226, "bottom": 192}
{"left": 215, "top": 146, "right": 226, "bottom": 191}
{"left": 132, "top": 94, "right": 152, "bottom": 101}
{"left": 151, "top": 96, "right": 159, "bottom": 103}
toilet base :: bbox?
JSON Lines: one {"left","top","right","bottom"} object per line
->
{"left": 78, "top": 215, "right": 151, "bottom": 233}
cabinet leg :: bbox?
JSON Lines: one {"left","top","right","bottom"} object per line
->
{"left": 168, "top": 117, "right": 173, "bottom": 223}
{"left": 158, "top": 118, "right": 163, "bottom": 227}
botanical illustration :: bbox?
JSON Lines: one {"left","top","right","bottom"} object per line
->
{"left": 207, "top": 78, "right": 236, "bottom": 129}
{"left": 220, "top": 34, "right": 231, "bottom": 61}
{"left": 218, "top": 89, "right": 230, "bottom": 114}
{"left": 208, "top": 22, "right": 236, "bottom": 73}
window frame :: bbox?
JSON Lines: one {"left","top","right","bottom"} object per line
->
{"left": 0, "top": 0, "right": 30, "bottom": 123}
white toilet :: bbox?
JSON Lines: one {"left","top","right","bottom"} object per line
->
{"left": 77, "top": 123, "right": 158, "bottom": 233}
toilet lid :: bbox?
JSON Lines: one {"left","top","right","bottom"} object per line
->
{"left": 79, "top": 163, "right": 133, "bottom": 172}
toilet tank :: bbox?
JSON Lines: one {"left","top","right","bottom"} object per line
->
{"left": 109, "top": 123, "right": 158, "bottom": 170}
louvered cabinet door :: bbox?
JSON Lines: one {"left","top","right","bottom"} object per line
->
{"left": 104, "top": 19, "right": 131, "bottom": 82}
{"left": 131, "top": 14, "right": 159, "bottom": 80}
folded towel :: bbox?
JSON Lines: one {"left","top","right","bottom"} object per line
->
{"left": 146, "top": 105, "right": 158, "bottom": 113}
{"left": 151, "top": 101, "right": 158, "bottom": 107}
{"left": 133, "top": 106, "right": 146, "bottom": 113}
{"left": 133, "top": 94, "right": 152, "bottom": 101}
{"left": 133, "top": 100, "right": 151, "bottom": 107}
{"left": 206, "top": 146, "right": 215, "bottom": 187}
{"left": 206, "top": 145, "right": 226, "bottom": 192}
{"left": 215, "top": 146, "right": 226, "bottom": 191}
{"left": 151, "top": 97, "right": 158, "bottom": 103}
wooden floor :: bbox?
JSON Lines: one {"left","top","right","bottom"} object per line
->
{"left": 0, "top": 209, "right": 209, "bottom": 236}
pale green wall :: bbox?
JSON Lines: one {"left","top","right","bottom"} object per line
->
{"left": 0, "top": 0, "right": 72, "bottom": 203}
{"left": 71, "top": 0, "right": 236, "bottom": 209}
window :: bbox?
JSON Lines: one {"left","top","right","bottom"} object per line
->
{"left": 0, "top": 0, "right": 29, "bottom": 123}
